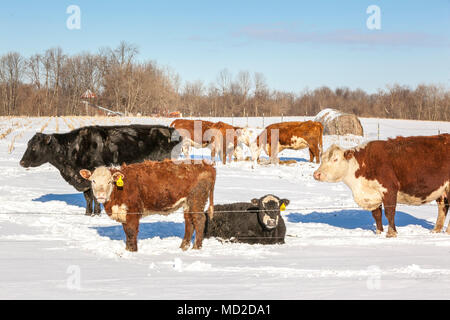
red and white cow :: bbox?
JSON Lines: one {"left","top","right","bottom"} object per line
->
{"left": 313, "top": 134, "right": 450, "bottom": 237}
{"left": 80, "top": 160, "right": 216, "bottom": 252}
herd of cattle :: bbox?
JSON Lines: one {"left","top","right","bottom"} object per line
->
{"left": 19, "top": 118, "right": 449, "bottom": 252}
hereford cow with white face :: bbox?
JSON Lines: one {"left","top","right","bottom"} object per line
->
{"left": 314, "top": 134, "right": 450, "bottom": 237}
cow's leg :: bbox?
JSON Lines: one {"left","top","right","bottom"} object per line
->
{"left": 433, "top": 196, "right": 449, "bottom": 233}
{"left": 93, "top": 198, "right": 101, "bottom": 215}
{"left": 371, "top": 205, "right": 384, "bottom": 234}
{"left": 83, "top": 189, "right": 94, "bottom": 216}
{"left": 383, "top": 193, "right": 398, "bottom": 238}
{"left": 122, "top": 214, "right": 140, "bottom": 252}
{"left": 222, "top": 141, "right": 227, "bottom": 165}
{"left": 180, "top": 210, "right": 194, "bottom": 251}
{"left": 192, "top": 212, "right": 206, "bottom": 249}
{"left": 186, "top": 180, "right": 211, "bottom": 250}
{"left": 309, "top": 145, "right": 320, "bottom": 163}
{"left": 269, "top": 143, "right": 279, "bottom": 165}
{"left": 444, "top": 197, "right": 450, "bottom": 234}
{"left": 308, "top": 148, "right": 315, "bottom": 163}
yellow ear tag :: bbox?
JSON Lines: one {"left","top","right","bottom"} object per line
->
{"left": 116, "top": 176, "right": 124, "bottom": 187}
{"left": 280, "top": 203, "right": 286, "bottom": 211}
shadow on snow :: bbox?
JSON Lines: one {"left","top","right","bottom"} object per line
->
{"left": 92, "top": 222, "right": 186, "bottom": 241}
{"left": 286, "top": 209, "right": 434, "bottom": 231}
{"left": 33, "top": 193, "right": 86, "bottom": 208}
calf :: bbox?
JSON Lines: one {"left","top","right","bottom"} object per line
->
{"left": 313, "top": 134, "right": 450, "bottom": 237}
{"left": 204, "top": 194, "right": 289, "bottom": 244}
{"left": 251, "top": 121, "right": 323, "bottom": 164}
{"left": 20, "top": 125, "right": 183, "bottom": 215}
{"left": 80, "top": 160, "right": 216, "bottom": 252}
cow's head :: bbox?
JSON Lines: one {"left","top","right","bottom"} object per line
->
{"left": 313, "top": 144, "right": 355, "bottom": 182}
{"left": 251, "top": 194, "right": 289, "bottom": 230}
{"left": 79, "top": 167, "right": 124, "bottom": 204}
{"left": 20, "top": 133, "right": 56, "bottom": 168}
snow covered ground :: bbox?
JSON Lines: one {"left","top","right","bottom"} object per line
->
{"left": 0, "top": 115, "right": 449, "bottom": 299}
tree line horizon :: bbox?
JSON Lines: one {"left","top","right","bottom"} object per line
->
{"left": 0, "top": 41, "right": 448, "bottom": 122}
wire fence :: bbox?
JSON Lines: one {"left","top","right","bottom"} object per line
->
{"left": 0, "top": 202, "right": 441, "bottom": 217}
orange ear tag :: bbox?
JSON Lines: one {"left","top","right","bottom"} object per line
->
{"left": 116, "top": 176, "right": 124, "bottom": 188}
{"left": 280, "top": 203, "right": 286, "bottom": 211}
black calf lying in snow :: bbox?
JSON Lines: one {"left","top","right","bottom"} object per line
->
{"left": 204, "top": 194, "right": 289, "bottom": 244}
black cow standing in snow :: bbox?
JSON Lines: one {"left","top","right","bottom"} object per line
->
{"left": 204, "top": 194, "right": 289, "bottom": 244}
{"left": 20, "top": 125, "right": 183, "bottom": 215}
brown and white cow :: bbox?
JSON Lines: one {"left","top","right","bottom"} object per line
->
{"left": 208, "top": 121, "right": 252, "bottom": 164}
{"left": 170, "top": 119, "right": 216, "bottom": 159}
{"left": 251, "top": 121, "right": 323, "bottom": 164}
{"left": 170, "top": 119, "right": 251, "bottom": 163}
{"left": 313, "top": 134, "right": 450, "bottom": 237}
{"left": 80, "top": 160, "right": 216, "bottom": 252}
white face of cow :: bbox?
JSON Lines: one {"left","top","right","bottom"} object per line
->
{"left": 79, "top": 167, "right": 124, "bottom": 204}
{"left": 313, "top": 145, "right": 352, "bottom": 183}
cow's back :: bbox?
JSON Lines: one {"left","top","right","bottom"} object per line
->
{"left": 106, "top": 160, "right": 216, "bottom": 214}
{"left": 67, "top": 125, "right": 180, "bottom": 169}
{"left": 355, "top": 134, "right": 450, "bottom": 201}
{"left": 260, "top": 121, "right": 323, "bottom": 147}
{"left": 204, "top": 203, "right": 254, "bottom": 238}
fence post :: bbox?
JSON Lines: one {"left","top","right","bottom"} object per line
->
{"left": 281, "top": 113, "right": 284, "bottom": 122}
{"left": 377, "top": 123, "right": 380, "bottom": 140}
{"left": 262, "top": 113, "right": 265, "bottom": 128}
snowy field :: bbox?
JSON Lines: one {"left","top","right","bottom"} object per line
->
{"left": 0, "top": 115, "right": 449, "bottom": 299}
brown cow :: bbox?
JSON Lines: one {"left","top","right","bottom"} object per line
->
{"left": 79, "top": 160, "right": 216, "bottom": 252}
{"left": 208, "top": 121, "right": 252, "bottom": 164}
{"left": 251, "top": 121, "right": 323, "bottom": 164}
{"left": 170, "top": 119, "right": 216, "bottom": 159}
{"left": 170, "top": 119, "right": 251, "bottom": 163}
{"left": 313, "top": 134, "right": 450, "bottom": 237}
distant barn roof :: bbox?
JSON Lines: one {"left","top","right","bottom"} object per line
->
{"left": 81, "top": 89, "right": 96, "bottom": 99}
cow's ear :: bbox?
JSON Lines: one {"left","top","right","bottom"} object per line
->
{"left": 112, "top": 172, "right": 125, "bottom": 182}
{"left": 251, "top": 198, "right": 259, "bottom": 206}
{"left": 281, "top": 199, "right": 290, "bottom": 207}
{"left": 344, "top": 150, "right": 354, "bottom": 160}
{"left": 79, "top": 169, "right": 92, "bottom": 180}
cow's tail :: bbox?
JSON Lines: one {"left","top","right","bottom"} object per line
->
{"left": 318, "top": 124, "right": 324, "bottom": 157}
{"left": 207, "top": 168, "right": 216, "bottom": 220}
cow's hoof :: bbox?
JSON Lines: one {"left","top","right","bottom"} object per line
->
{"left": 180, "top": 242, "right": 190, "bottom": 251}
{"left": 375, "top": 229, "right": 383, "bottom": 235}
{"left": 192, "top": 244, "right": 202, "bottom": 250}
{"left": 386, "top": 231, "right": 398, "bottom": 238}
{"left": 431, "top": 228, "right": 443, "bottom": 234}
{"left": 125, "top": 244, "right": 138, "bottom": 252}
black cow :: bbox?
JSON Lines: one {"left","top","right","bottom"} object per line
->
{"left": 20, "top": 125, "right": 183, "bottom": 215}
{"left": 204, "top": 194, "right": 289, "bottom": 244}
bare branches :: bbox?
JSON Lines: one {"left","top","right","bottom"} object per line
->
{"left": 0, "top": 43, "right": 447, "bottom": 121}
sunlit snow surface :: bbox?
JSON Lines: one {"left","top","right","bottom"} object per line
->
{"left": 0, "top": 115, "right": 449, "bottom": 299}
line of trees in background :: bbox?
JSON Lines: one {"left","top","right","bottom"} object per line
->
{"left": 0, "top": 41, "right": 448, "bottom": 121}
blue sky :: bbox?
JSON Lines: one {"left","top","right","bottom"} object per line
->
{"left": 0, "top": 0, "right": 448, "bottom": 93}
